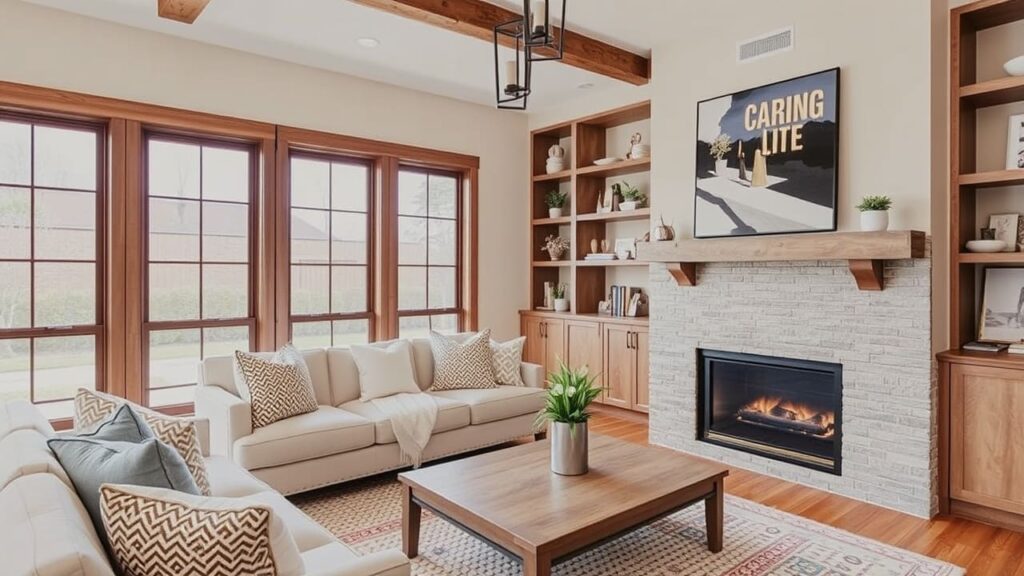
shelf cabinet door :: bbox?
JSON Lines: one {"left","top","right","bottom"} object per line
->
{"left": 633, "top": 328, "right": 649, "bottom": 413}
{"left": 950, "top": 363, "right": 1024, "bottom": 515}
{"left": 566, "top": 320, "right": 603, "bottom": 403}
{"left": 602, "top": 324, "right": 635, "bottom": 410}
{"left": 543, "top": 318, "right": 566, "bottom": 375}
{"left": 522, "top": 315, "right": 547, "bottom": 368}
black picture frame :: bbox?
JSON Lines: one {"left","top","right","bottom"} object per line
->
{"left": 693, "top": 67, "right": 841, "bottom": 239}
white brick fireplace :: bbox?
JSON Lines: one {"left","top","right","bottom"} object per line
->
{"left": 646, "top": 254, "right": 936, "bottom": 518}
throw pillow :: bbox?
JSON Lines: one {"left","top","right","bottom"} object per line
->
{"left": 47, "top": 437, "right": 200, "bottom": 546}
{"left": 232, "top": 343, "right": 314, "bottom": 403}
{"left": 74, "top": 388, "right": 210, "bottom": 496}
{"left": 350, "top": 340, "right": 422, "bottom": 401}
{"left": 234, "top": 351, "right": 319, "bottom": 429}
{"left": 429, "top": 330, "right": 498, "bottom": 391}
{"left": 100, "top": 483, "right": 304, "bottom": 576}
{"left": 490, "top": 336, "right": 526, "bottom": 387}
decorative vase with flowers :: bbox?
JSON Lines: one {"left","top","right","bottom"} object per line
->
{"left": 546, "top": 144, "right": 566, "bottom": 174}
{"left": 552, "top": 283, "right": 569, "bottom": 312}
{"left": 545, "top": 188, "right": 568, "bottom": 218}
{"left": 542, "top": 234, "right": 569, "bottom": 261}
{"left": 535, "top": 361, "right": 602, "bottom": 476}
{"left": 856, "top": 195, "right": 892, "bottom": 232}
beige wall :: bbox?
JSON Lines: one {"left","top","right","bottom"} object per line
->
{"left": 0, "top": 0, "right": 529, "bottom": 339}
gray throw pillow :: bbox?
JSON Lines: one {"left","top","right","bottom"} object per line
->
{"left": 81, "top": 403, "right": 154, "bottom": 444}
{"left": 47, "top": 436, "right": 200, "bottom": 547}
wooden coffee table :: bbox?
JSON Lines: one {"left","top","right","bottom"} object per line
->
{"left": 398, "top": 435, "right": 729, "bottom": 576}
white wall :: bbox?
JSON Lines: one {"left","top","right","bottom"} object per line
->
{"left": 0, "top": 0, "right": 529, "bottom": 339}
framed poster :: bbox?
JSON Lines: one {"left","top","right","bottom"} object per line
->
{"left": 694, "top": 68, "right": 840, "bottom": 238}
{"left": 979, "top": 267, "right": 1024, "bottom": 343}
{"left": 1008, "top": 113, "right": 1024, "bottom": 171}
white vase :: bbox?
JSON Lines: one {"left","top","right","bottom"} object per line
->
{"left": 714, "top": 159, "right": 728, "bottom": 175}
{"left": 620, "top": 201, "right": 637, "bottom": 211}
{"left": 548, "top": 207, "right": 563, "bottom": 218}
{"left": 554, "top": 298, "right": 569, "bottom": 312}
{"left": 860, "top": 210, "right": 889, "bottom": 232}
{"left": 545, "top": 160, "right": 565, "bottom": 174}
{"left": 550, "top": 421, "right": 588, "bottom": 476}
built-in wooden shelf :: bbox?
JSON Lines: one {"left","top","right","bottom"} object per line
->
{"left": 638, "top": 230, "right": 926, "bottom": 291}
{"left": 576, "top": 259, "right": 649, "bottom": 267}
{"left": 955, "top": 0, "right": 1024, "bottom": 30}
{"left": 519, "top": 309, "right": 649, "bottom": 327}
{"left": 532, "top": 216, "right": 572, "bottom": 226}
{"left": 938, "top": 348, "right": 1024, "bottom": 370}
{"left": 533, "top": 260, "right": 571, "bottom": 268}
{"left": 576, "top": 157, "right": 651, "bottom": 178}
{"left": 959, "top": 169, "right": 1024, "bottom": 188}
{"left": 533, "top": 170, "right": 572, "bottom": 183}
{"left": 957, "top": 251, "right": 1024, "bottom": 264}
{"left": 576, "top": 208, "right": 651, "bottom": 223}
{"left": 960, "top": 75, "right": 1024, "bottom": 108}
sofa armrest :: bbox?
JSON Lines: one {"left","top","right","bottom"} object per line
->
{"left": 305, "top": 550, "right": 410, "bottom": 576}
{"left": 521, "top": 362, "right": 546, "bottom": 389}
{"left": 187, "top": 417, "right": 211, "bottom": 457}
{"left": 194, "top": 385, "right": 252, "bottom": 458}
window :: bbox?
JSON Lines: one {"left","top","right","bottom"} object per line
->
{"left": 144, "top": 134, "right": 256, "bottom": 408}
{"left": 396, "top": 167, "right": 461, "bottom": 338}
{"left": 288, "top": 153, "right": 372, "bottom": 348}
{"left": 0, "top": 114, "right": 104, "bottom": 419}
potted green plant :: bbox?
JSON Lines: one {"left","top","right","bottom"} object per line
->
{"left": 541, "top": 234, "right": 570, "bottom": 261}
{"left": 710, "top": 134, "right": 733, "bottom": 176}
{"left": 535, "top": 361, "right": 602, "bottom": 475}
{"left": 856, "top": 195, "right": 892, "bottom": 231}
{"left": 552, "top": 283, "right": 569, "bottom": 312}
{"left": 545, "top": 189, "right": 568, "bottom": 218}
{"left": 612, "top": 181, "right": 646, "bottom": 211}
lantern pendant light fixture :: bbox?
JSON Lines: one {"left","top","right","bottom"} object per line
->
{"left": 493, "top": 0, "right": 566, "bottom": 110}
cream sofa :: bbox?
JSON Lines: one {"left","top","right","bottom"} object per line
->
{"left": 196, "top": 337, "right": 547, "bottom": 495}
{"left": 0, "top": 400, "right": 409, "bottom": 576}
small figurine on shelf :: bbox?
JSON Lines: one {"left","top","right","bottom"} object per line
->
{"left": 627, "top": 133, "right": 650, "bottom": 159}
{"left": 546, "top": 144, "right": 566, "bottom": 174}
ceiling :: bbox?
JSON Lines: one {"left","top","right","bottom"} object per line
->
{"left": 21, "top": 0, "right": 668, "bottom": 112}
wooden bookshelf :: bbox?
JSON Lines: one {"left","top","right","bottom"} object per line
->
{"left": 528, "top": 100, "right": 651, "bottom": 318}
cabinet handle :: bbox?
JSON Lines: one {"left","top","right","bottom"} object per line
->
{"left": 626, "top": 331, "right": 633, "bottom": 350}
{"left": 541, "top": 322, "right": 546, "bottom": 338}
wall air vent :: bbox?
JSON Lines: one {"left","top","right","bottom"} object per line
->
{"left": 738, "top": 27, "right": 794, "bottom": 63}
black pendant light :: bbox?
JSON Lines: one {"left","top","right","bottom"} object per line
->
{"left": 493, "top": 0, "right": 566, "bottom": 110}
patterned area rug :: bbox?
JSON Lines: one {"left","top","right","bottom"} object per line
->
{"left": 291, "top": 476, "right": 964, "bottom": 576}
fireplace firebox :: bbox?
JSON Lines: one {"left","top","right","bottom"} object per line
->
{"left": 697, "top": 349, "right": 842, "bottom": 475}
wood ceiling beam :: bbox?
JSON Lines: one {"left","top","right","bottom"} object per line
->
{"left": 157, "top": 0, "right": 212, "bottom": 24}
{"left": 348, "top": 0, "right": 650, "bottom": 86}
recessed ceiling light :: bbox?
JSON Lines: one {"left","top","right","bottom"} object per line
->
{"left": 577, "top": 82, "right": 595, "bottom": 90}
{"left": 356, "top": 37, "right": 380, "bottom": 49}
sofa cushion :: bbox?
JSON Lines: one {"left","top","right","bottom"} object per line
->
{"left": 203, "top": 348, "right": 332, "bottom": 405}
{"left": 0, "top": 428, "right": 72, "bottom": 492}
{"left": 301, "top": 542, "right": 359, "bottom": 570}
{"left": 242, "top": 490, "right": 336, "bottom": 552}
{"left": 340, "top": 395, "right": 471, "bottom": 445}
{"left": 99, "top": 483, "right": 304, "bottom": 576}
{"left": 429, "top": 385, "right": 547, "bottom": 425}
{"left": 429, "top": 330, "right": 497, "bottom": 391}
{"left": 491, "top": 336, "right": 526, "bottom": 387}
{"left": 233, "top": 406, "right": 375, "bottom": 470}
{"left": 0, "top": 473, "right": 114, "bottom": 576}
{"left": 328, "top": 339, "right": 438, "bottom": 405}
{"left": 235, "top": 351, "right": 320, "bottom": 429}
{"left": 0, "top": 399, "right": 55, "bottom": 440}
{"left": 204, "top": 455, "right": 274, "bottom": 498}
{"left": 351, "top": 340, "right": 422, "bottom": 401}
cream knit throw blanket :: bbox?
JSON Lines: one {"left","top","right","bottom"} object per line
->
{"left": 370, "top": 393, "right": 438, "bottom": 467}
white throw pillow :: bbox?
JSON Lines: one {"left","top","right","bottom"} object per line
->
{"left": 490, "top": 337, "right": 526, "bottom": 386}
{"left": 351, "top": 340, "right": 422, "bottom": 401}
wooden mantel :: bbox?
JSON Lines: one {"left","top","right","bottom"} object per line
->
{"left": 637, "top": 230, "right": 926, "bottom": 291}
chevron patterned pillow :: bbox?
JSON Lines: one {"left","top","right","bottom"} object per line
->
{"left": 490, "top": 336, "right": 526, "bottom": 386}
{"left": 100, "top": 483, "right": 304, "bottom": 576}
{"left": 429, "top": 330, "right": 498, "bottom": 391}
{"left": 73, "top": 388, "right": 210, "bottom": 496}
{"left": 234, "top": 351, "right": 319, "bottom": 429}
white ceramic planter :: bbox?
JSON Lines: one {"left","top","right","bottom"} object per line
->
{"left": 548, "top": 207, "right": 563, "bottom": 218}
{"left": 715, "top": 159, "right": 728, "bottom": 175}
{"left": 554, "top": 298, "right": 569, "bottom": 312}
{"left": 619, "top": 201, "right": 638, "bottom": 211}
{"left": 860, "top": 210, "right": 889, "bottom": 232}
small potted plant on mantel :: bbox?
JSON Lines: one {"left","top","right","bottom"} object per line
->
{"left": 542, "top": 234, "right": 570, "bottom": 261}
{"left": 545, "top": 189, "right": 568, "bottom": 218}
{"left": 857, "top": 195, "right": 892, "bottom": 232}
{"left": 710, "top": 134, "right": 733, "bottom": 176}
{"left": 535, "top": 361, "right": 603, "bottom": 476}
{"left": 613, "top": 181, "right": 646, "bottom": 211}
{"left": 552, "top": 283, "right": 569, "bottom": 312}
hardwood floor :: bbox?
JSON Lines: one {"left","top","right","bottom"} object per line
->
{"left": 587, "top": 406, "right": 1024, "bottom": 575}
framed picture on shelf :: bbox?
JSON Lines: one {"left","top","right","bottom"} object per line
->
{"left": 694, "top": 67, "right": 840, "bottom": 238}
{"left": 1008, "top": 113, "right": 1024, "bottom": 171}
{"left": 989, "top": 213, "right": 1020, "bottom": 252}
{"left": 979, "top": 268, "right": 1024, "bottom": 343}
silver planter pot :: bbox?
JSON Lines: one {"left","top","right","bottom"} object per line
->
{"left": 550, "top": 421, "right": 588, "bottom": 476}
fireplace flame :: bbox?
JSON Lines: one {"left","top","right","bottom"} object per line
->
{"left": 739, "top": 396, "right": 835, "bottom": 438}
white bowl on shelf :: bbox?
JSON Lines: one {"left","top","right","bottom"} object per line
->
{"left": 1005, "top": 54, "right": 1024, "bottom": 76}
{"left": 965, "top": 240, "right": 1008, "bottom": 253}
{"left": 593, "top": 157, "right": 621, "bottom": 166}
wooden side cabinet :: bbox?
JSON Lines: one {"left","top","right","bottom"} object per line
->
{"left": 603, "top": 324, "right": 649, "bottom": 413}
{"left": 948, "top": 362, "right": 1024, "bottom": 517}
{"left": 566, "top": 320, "right": 603, "bottom": 402}
{"left": 521, "top": 314, "right": 565, "bottom": 378}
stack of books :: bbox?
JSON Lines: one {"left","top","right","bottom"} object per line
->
{"left": 584, "top": 253, "right": 617, "bottom": 261}
{"left": 608, "top": 286, "right": 644, "bottom": 317}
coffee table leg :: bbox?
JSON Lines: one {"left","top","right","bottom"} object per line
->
{"left": 402, "top": 484, "right": 421, "bottom": 559}
{"left": 705, "top": 478, "right": 723, "bottom": 553}
{"left": 522, "top": 551, "right": 551, "bottom": 576}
